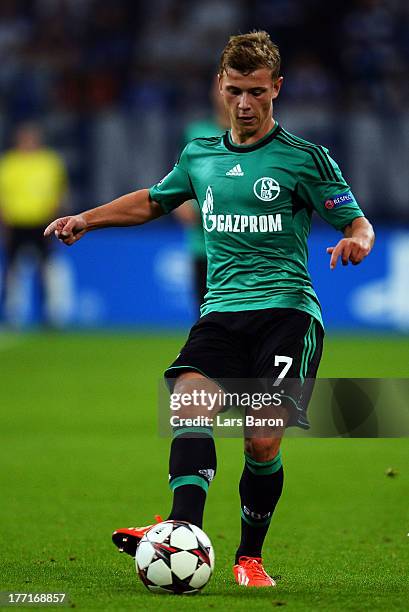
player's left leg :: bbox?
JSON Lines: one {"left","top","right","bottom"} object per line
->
{"left": 233, "top": 436, "right": 284, "bottom": 587}
{"left": 233, "top": 307, "right": 324, "bottom": 587}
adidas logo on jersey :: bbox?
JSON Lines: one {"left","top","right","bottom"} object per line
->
{"left": 226, "top": 164, "right": 244, "bottom": 176}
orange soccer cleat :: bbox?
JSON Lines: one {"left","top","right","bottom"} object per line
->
{"left": 233, "top": 556, "right": 276, "bottom": 587}
{"left": 112, "top": 515, "right": 163, "bottom": 557}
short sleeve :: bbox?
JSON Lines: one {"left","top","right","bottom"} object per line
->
{"left": 297, "top": 148, "right": 364, "bottom": 231}
{"left": 149, "top": 145, "right": 195, "bottom": 213}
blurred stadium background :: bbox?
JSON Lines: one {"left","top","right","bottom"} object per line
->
{"left": 0, "top": 0, "right": 408, "bottom": 330}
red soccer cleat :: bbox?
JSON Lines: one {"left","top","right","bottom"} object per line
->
{"left": 233, "top": 556, "right": 276, "bottom": 587}
{"left": 112, "top": 515, "right": 163, "bottom": 557}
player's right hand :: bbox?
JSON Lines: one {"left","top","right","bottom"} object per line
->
{"left": 44, "top": 215, "right": 87, "bottom": 246}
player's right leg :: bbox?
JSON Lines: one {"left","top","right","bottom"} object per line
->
{"left": 112, "top": 371, "right": 219, "bottom": 557}
{"left": 166, "top": 371, "right": 219, "bottom": 528}
{"left": 112, "top": 312, "right": 246, "bottom": 558}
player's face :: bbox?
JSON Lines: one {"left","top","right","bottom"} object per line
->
{"left": 219, "top": 67, "right": 283, "bottom": 141}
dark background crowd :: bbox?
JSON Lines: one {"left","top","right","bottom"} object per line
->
{"left": 0, "top": 0, "right": 408, "bottom": 220}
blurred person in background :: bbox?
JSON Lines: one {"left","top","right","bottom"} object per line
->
{"left": 174, "top": 76, "right": 230, "bottom": 308}
{"left": 0, "top": 122, "right": 68, "bottom": 326}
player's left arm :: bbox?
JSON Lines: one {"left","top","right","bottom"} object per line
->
{"left": 326, "top": 216, "right": 375, "bottom": 270}
{"left": 297, "top": 146, "right": 375, "bottom": 270}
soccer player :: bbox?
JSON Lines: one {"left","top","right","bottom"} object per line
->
{"left": 44, "top": 32, "right": 374, "bottom": 587}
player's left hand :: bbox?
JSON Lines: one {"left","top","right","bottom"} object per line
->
{"left": 326, "top": 237, "right": 371, "bottom": 270}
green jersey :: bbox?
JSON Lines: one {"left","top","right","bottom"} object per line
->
{"left": 149, "top": 123, "right": 364, "bottom": 327}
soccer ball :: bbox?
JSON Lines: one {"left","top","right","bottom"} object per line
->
{"left": 135, "top": 520, "right": 214, "bottom": 594}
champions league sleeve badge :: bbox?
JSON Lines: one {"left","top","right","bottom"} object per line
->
{"left": 324, "top": 191, "right": 354, "bottom": 210}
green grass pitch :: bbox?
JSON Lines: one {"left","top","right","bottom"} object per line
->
{"left": 0, "top": 332, "right": 408, "bottom": 611}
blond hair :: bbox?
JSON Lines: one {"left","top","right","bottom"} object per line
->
{"left": 219, "top": 31, "right": 281, "bottom": 80}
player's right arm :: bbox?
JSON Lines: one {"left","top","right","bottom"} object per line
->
{"left": 44, "top": 144, "right": 195, "bottom": 246}
{"left": 43, "top": 189, "right": 163, "bottom": 246}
